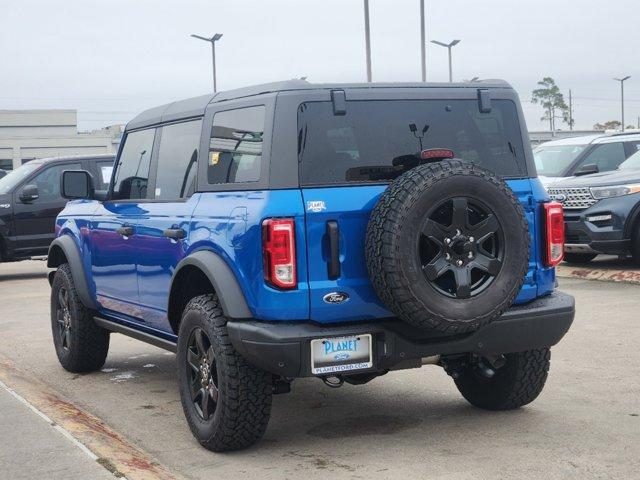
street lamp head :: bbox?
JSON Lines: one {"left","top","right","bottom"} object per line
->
{"left": 190, "top": 33, "right": 223, "bottom": 43}
{"left": 190, "top": 34, "right": 211, "bottom": 42}
{"left": 430, "top": 40, "right": 449, "bottom": 48}
{"left": 431, "top": 39, "right": 461, "bottom": 48}
{"left": 614, "top": 76, "right": 631, "bottom": 82}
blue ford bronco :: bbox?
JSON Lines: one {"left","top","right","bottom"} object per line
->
{"left": 48, "top": 80, "right": 575, "bottom": 451}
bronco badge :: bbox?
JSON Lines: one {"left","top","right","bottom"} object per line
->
{"left": 323, "top": 292, "right": 349, "bottom": 304}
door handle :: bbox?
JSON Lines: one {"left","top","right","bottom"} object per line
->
{"left": 163, "top": 227, "right": 186, "bottom": 240}
{"left": 116, "top": 225, "right": 134, "bottom": 236}
{"left": 326, "top": 220, "right": 340, "bottom": 279}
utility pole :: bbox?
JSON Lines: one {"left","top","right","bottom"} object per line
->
{"left": 420, "top": 0, "right": 426, "bottom": 82}
{"left": 191, "top": 33, "right": 223, "bottom": 93}
{"left": 364, "top": 0, "right": 372, "bottom": 82}
{"left": 614, "top": 76, "right": 631, "bottom": 131}
{"left": 569, "top": 89, "right": 573, "bottom": 131}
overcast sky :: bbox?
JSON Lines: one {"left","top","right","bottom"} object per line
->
{"left": 2, "top": 0, "right": 639, "bottom": 131}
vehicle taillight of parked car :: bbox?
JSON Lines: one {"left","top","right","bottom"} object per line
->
{"left": 543, "top": 202, "right": 564, "bottom": 267}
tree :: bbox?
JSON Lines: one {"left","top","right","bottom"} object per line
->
{"left": 531, "top": 77, "right": 571, "bottom": 135}
{"left": 593, "top": 120, "right": 622, "bottom": 131}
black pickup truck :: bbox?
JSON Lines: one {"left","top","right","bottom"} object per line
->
{"left": 0, "top": 154, "right": 114, "bottom": 262}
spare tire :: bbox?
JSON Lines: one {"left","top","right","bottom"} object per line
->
{"left": 365, "top": 160, "right": 529, "bottom": 334}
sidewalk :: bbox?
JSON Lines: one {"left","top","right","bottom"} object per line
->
{"left": 0, "top": 383, "right": 115, "bottom": 480}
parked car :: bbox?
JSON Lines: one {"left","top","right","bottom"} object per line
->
{"left": 47, "top": 80, "right": 574, "bottom": 451}
{"left": 534, "top": 131, "right": 640, "bottom": 186}
{"left": 0, "top": 154, "right": 114, "bottom": 262}
{"left": 548, "top": 149, "right": 640, "bottom": 263}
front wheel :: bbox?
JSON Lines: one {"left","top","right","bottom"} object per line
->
{"left": 177, "top": 294, "right": 273, "bottom": 452}
{"left": 50, "top": 264, "right": 110, "bottom": 372}
{"left": 454, "top": 349, "right": 550, "bottom": 410}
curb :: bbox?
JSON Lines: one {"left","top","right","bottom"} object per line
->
{"left": 0, "top": 355, "right": 181, "bottom": 480}
{"left": 556, "top": 264, "right": 640, "bottom": 285}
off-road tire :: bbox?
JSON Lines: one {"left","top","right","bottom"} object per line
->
{"left": 50, "top": 263, "right": 110, "bottom": 372}
{"left": 365, "top": 160, "right": 529, "bottom": 334}
{"left": 563, "top": 252, "right": 597, "bottom": 264}
{"left": 177, "top": 294, "right": 272, "bottom": 452}
{"left": 454, "top": 348, "right": 550, "bottom": 410}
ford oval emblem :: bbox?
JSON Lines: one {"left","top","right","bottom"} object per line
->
{"left": 323, "top": 292, "right": 350, "bottom": 304}
{"left": 550, "top": 193, "right": 566, "bottom": 203}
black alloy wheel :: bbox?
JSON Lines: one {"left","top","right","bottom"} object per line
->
{"left": 56, "top": 286, "right": 72, "bottom": 351}
{"left": 420, "top": 196, "right": 504, "bottom": 299}
{"left": 186, "top": 327, "right": 219, "bottom": 421}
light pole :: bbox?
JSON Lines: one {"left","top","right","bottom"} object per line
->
{"left": 431, "top": 39, "right": 460, "bottom": 83}
{"left": 614, "top": 76, "right": 631, "bottom": 131}
{"left": 191, "top": 33, "right": 223, "bottom": 92}
{"left": 363, "top": 0, "right": 372, "bottom": 82}
{"left": 420, "top": 0, "right": 426, "bottom": 82}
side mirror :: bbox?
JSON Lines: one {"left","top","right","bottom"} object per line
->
{"left": 61, "top": 170, "right": 95, "bottom": 200}
{"left": 0, "top": 170, "right": 7, "bottom": 179}
{"left": 575, "top": 164, "right": 599, "bottom": 176}
{"left": 19, "top": 184, "right": 39, "bottom": 203}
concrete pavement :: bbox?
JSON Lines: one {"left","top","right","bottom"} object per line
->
{"left": 0, "top": 382, "right": 115, "bottom": 480}
{"left": 0, "top": 260, "right": 638, "bottom": 479}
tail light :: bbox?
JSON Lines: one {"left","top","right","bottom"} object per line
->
{"left": 543, "top": 202, "right": 565, "bottom": 267}
{"left": 262, "top": 218, "right": 297, "bottom": 289}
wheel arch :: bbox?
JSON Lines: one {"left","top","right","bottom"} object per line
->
{"left": 47, "top": 235, "right": 97, "bottom": 310}
{"left": 624, "top": 200, "right": 640, "bottom": 241}
{"left": 167, "top": 250, "right": 252, "bottom": 335}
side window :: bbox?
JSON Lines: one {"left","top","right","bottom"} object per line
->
{"left": 208, "top": 106, "right": 265, "bottom": 184}
{"left": 154, "top": 120, "right": 202, "bottom": 200}
{"left": 95, "top": 161, "right": 114, "bottom": 190}
{"left": 575, "top": 143, "right": 626, "bottom": 173}
{"left": 31, "top": 163, "right": 81, "bottom": 201}
{"left": 625, "top": 141, "right": 640, "bottom": 156}
{"left": 112, "top": 128, "right": 156, "bottom": 200}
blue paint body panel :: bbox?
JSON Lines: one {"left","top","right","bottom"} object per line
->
{"left": 55, "top": 176, "right": 553, "bottom": 331}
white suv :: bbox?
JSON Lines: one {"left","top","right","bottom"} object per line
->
{"left": 534, "top": 131, "right": 640, "bottom": 186}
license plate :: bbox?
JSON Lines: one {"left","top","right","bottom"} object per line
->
{"left": 310, "top": 334, "right": 373, "bottom": 375}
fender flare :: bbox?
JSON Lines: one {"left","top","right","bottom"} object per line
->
{"left": 47, "top": 235, "right": 97, "bottom": 310}
{"left": 624, "top": 200, "right": 640, "bottom": 239}
{"left": 169, "top": 250, "right": 252, "bottom": 319}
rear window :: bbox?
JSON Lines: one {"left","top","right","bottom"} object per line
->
{"left": 298, "top": 99, "right": 527, "bottom": 185}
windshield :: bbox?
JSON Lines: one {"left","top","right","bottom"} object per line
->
{"left": 619, "top": 150, "right": 640, "bottom": 170}
{"left": 298, "top": 99, "right": 527, "bottom": 185}
{"left": 533, "top": 144, "right": 586, "bottom": 177}
{"left": 0, "top": 163, "right": 40, "bottom": 194}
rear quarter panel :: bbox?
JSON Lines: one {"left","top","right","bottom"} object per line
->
{"left": 189, "top": 189, "right": 309, "bottom": 320}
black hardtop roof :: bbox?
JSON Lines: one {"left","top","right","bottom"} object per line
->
{"left": 126, "top": 79, "right": 513, "bottom": 131}
{"left": 31, "top": 154, "right": 115, "bottom": 165}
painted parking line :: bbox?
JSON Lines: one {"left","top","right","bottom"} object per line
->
{"left": 0, "top": 355, "right": 181, "bottom": 480}
{"left": 556, "top": 264, "right": 640, "bottom": 285}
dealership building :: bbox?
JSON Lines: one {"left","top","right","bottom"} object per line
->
{"left": 0, "top": 110, "right": 122, "bottom": 171}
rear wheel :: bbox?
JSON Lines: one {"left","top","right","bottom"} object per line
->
{"left": 177, "top": 294, "right": 272, "bottom": 452}
{"left": 50, "top": 264, "right": 110, "bottom": 372}
{"left": 454, "top": 349, "right": 550, "bottom": 410}
{"left": 563, "top": 252, "right": 597, "bottom": 264}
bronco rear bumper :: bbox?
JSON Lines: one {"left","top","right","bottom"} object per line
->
{"left": 227, "top": 292, "right": 575, "bottom": 378}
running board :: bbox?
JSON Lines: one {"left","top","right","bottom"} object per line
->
{"left": 93, "top": 317, "right": 177, "bottom": 353}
